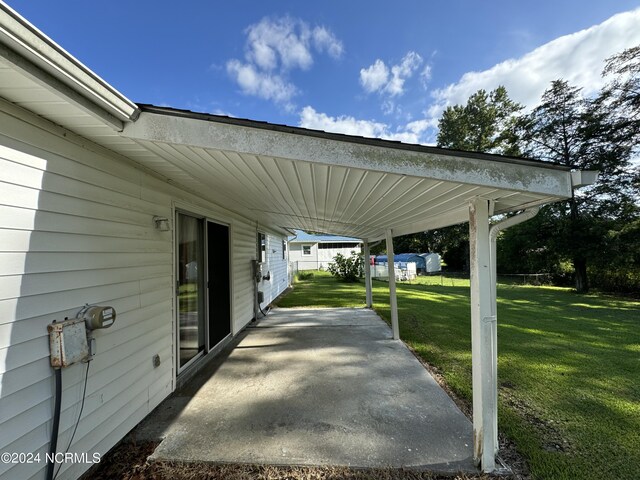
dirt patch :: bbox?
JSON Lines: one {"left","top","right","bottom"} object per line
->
{"left": 85, "top": 439, "right": 503, "bottom": 480}
{"left": 84, "top": 439, "right": 157, "bottom": 480}
{"left": 501, "top": 392, "right": 572, "bottom": 455}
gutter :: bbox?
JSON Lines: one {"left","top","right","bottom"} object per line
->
{"left": 0, "top": 1, "right": 139, "bottom": 129}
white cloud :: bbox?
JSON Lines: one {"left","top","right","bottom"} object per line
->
{"left": 226, "top": 16, "right": 343, "bottom": 105}
{"left": 226, "top": 60, "right": 296, "bottom": 104}
{"left": 299, "top": 106, "right": 426, "bottom": 144}
{"left": 386, "top": 51, "right": 423, "bottom": 96}
{"left": 299, "top": 10, "right": 639, "bottom": 148}
{"left": 420, "top": 64, "right": 432, "bottom": 89}
{"left": 359, "top": 51, "right": 424, "bottom": 97}
{"left": 312, "top": 26, "right": 344, "bottom": 59}
{"left": 360, "top": 59, "right": 389, "bottom": 93}
{"left": 245, "top": 17, "right": 313, "bottom": 71}
{"left": 426, "top": 8, "right": 640, "bottom": 122}
{"left": 381, "top": 100, "right": 395, "bottom": 115}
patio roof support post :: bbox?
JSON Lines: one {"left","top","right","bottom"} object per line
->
{"left": 364, "top": 241, "right": 373, "bottom": 308}
{"left": 469, "top": 198, "right": 496, "bottom": 472}
{"left": 386, "top": 229, "right": 400, "bottom": 340}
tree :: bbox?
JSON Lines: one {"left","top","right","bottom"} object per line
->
{"left": 388, "top": 87, "right": 524, "bottom": 271}
{"left": 437, "top": 86, "right": 523, "bottom": 155}
{"left": 602, "top": 45, "right": 640, "bottom": 123}
{"left": 600, "top": 45, "right": 640, "bottom": 202}
{"left": 516, "top": 78, "right": 639, "bottom": 292}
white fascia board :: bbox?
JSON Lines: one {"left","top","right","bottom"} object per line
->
{"left": 571, "top": 170, "right": 599, "bottom": 187}
{"left": 0, "top": 2, "right": 139, "bottom": 127}
{"left": 123, "top": 112, "right": 574, "bottom": 198}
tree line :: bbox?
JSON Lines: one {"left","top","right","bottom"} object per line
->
{"left": 378, "top": 45, "right": 640, "bottom": 294}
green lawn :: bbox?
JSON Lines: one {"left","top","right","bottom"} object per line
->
{"left": 276, "top": 271, "right": 640, "bottom": 480}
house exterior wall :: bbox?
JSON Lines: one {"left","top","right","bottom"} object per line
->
{"left": 0, "top": 102, "right": 288, "bottom": 479}
{"left": 288, "top": 242, "right": 318, "bottom": 270}
{"left": 317, "top": 244, "right": 362, "bottom": 270}
{"left": 288, "top": 242, "right": 362, "bottom": 271}
{"left": 263, "top": 235, "right": 288, "bottom": 306}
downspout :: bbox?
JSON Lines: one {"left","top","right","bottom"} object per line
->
{"left": 488, "top": 206, "right": 539, "bottom": 454}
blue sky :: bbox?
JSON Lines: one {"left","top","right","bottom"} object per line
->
{"left": 7, "top": 1, "right": 640, "bottom": 144}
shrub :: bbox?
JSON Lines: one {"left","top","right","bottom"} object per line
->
{"left": 328, "top": 251, "right": 363, "bottom": 282}
{"left": 588, "top": 266, "right": 640, "bottom": 296}
{"left": 296, "top": 271, "right": 314, "bottom": 281}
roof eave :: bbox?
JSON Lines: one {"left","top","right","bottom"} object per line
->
{"left": 124, "top": 110, "right": 575, "bottom": 200}
{"left": 137, "top": 104, "right": 572, "bottom": 172}
{"left": 0, "top": 1, "right": 140, "bottom": 129}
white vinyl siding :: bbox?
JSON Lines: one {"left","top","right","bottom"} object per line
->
{"left": 317, "top": 244, "right": 362, "bottom": 270}
{"left": 0, "top": 104, "right": 288, "bottom": 479}
{"left": 288, "top": 241, "right": 361, "bottom": 271}
{"left": 263, "top": 232, "right": 289, "bottom": 306}
{"left": 288, "top": 242, "right": 318, "bottom": 270}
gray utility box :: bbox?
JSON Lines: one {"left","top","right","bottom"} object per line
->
{"left": 48, "top": 318, "right": 89, "bottom": 368}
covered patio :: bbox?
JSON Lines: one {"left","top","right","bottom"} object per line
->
{"left": 118, "top": 105, "right": 592, "bottom": 471}
{"left": 137, "top": 307, "right": 475, "bottom": 472}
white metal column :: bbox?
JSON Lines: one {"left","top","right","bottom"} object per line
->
{"left": 386, "top": 229, "right": 400, "bottom": 340}
{"left": 469, "top": 198, "right": 497, "bottom": 472}
{"left": 364, "top": 241, "right": 373, "bottom": 308}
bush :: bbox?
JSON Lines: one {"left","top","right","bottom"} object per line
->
{"left": 588, "top": 266, "right": 640, "bottom": 296}
{"left": 327, "top": 251, "right": 363, "bottom": 282}
{"left": 296, "top": 271, "right": 314, "bottom": 281}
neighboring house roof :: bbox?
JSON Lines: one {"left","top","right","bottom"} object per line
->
{"left": 289, "top": 230, "right": 362, "bottom": 243}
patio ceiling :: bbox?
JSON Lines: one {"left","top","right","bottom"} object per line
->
{"left": 120, "top": 106, "right": 574, "bottom": 241}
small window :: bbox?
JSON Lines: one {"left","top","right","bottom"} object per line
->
{"left": 302, "top": 245, "right": 311, "bottom": 256}
{"left": 257, "top": 232, "right": 266, "bottom": 263}
{"left": 282, "top": 240, "right": 287, "bottom": 260}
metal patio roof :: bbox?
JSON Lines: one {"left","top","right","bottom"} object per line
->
{"left": 119, "top": 105, "right": 575, "bottom": 241}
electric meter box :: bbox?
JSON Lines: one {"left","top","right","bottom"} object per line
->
{"left": 80, "top": 305, "right": 116, "bottom": 330}
{"left": 48, "top": 318, "right": 89, "bottom": 368}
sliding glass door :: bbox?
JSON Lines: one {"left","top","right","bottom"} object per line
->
{"left": 176, "top": 211, "right": 232, "bottom": 373}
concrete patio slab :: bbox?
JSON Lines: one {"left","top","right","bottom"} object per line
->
{"left": 144, "top": 307, "right": 475, "bottom": 473}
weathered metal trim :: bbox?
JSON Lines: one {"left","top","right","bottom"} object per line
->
{"left": 124, "top": 112, "right": 575, "bottom": 198}
{"left": 137, "top": 104, "right": 571, "bottom": 172}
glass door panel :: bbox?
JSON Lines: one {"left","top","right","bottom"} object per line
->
{"left": 177, "top": 213, "right": 205, "bottom": 368}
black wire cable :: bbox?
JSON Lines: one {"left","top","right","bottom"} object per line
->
{"left": 45, "top": 368, "right": 62, "bottom": 480}
{"left": 53, "top": 359, "right": 91, "bottom": 480}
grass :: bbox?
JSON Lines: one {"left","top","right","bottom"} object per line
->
{"left": 276, "top": 271, "right": 640, "bottom": 480}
